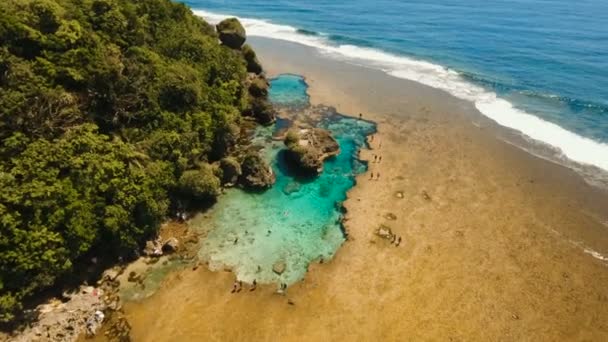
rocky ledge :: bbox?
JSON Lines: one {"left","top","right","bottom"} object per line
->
{"left": 238, "top": 152, "right": 276, "bottom": 190}
{"left": 283, "top": 128, "right": 340, "bottom": 175}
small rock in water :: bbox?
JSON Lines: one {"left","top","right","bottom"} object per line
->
{"left": 273, "top": 261, "right": 287, "bottom": 275}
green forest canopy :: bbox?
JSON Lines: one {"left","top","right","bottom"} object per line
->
{"left": 0, "top": 0, "right": 254, "bottom": 322}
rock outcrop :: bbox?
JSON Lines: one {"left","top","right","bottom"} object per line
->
{"left": 247, "top": 97, "right": 276, "bottom": 126}
{"left": 248, "top": 75, "right": 269, "bottom": 98}
{"left": 242, "top": 44, "right": 263, "bottom": 74}
{"left": 218, "top": 157, "right": 242, "bottom": 186}
{"left": 283, "top": 128, "right": 340, "bottom": 175}
{"left": 238, "top": 152, "right": 275, "bottom": 190}
{"left": 9, "top": 279, "right": 122, "bottom": 342}
{"left": 216, "top": 18, "right": 246, "bottom": 49}
{"left": 162, "top": 237, "right": 179, "bottom": 253}
{"left": 244, "top": 74, "right": 275, "bottom": 125}
{"left": 143, "top": 238, "right": 163, "bottom": 257}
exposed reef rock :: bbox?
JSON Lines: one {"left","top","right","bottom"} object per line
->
{"left": 283, "top": 128, "right": 340, "bottom": 175}
{"left": 272, "top": 261, "right": 286, "bottom": 275}
{"left": 216, "top": 18, "right": 246, "bottom": 49}
{"left": 8, "top": 276, "right": 123, "bottom": 342}
{"left": 242, "top": 44, "right": 263, "bottom": 74}
{"left": 239, "top": 152, "right": 276, "bottom": 190}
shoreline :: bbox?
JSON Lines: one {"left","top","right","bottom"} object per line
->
{"left": 121, "top": 37, "right": 608, "bottom": 340}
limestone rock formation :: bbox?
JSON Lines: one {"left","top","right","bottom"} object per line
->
{"left": 216, "top": 18, "right": 246, "bottom": 49}
{"left": 218, "top": 157, "right": 242, "bottom": 186}
{"left": 248, "top": 75, "right": 269, "bottom": 98}
{"left": 248, "top": 97, "right": 276, "bottom": 125}
{"left": 242, "top": 44, "right": 263, "bottom": 74}
{"left": 283, "top": 128, "right": 340, "bottom": 175}
{"left": 239, "top": 152, "right": 276, "bottom": 190}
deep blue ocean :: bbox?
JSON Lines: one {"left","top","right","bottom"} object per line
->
{"left": 186, "top": 0, "right": 608, "bottom": 171}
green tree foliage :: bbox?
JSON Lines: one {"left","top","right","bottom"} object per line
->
{"left": 178, "top": 163, "right": 221, "bottom": 202}
{"left": 0, "top": 0, "right": 252, "bottom": 323}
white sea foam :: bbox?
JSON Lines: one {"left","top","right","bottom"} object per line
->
{"left": 195, "top": 9, "right": 608, "bottom": 172}
{"left": 584, "top": 248, "right": 608, "bottom": 263}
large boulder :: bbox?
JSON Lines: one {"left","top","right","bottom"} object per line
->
{"left": 216, "top": 18, "right": 246, "bottom": 49}
{"left": 248, "top": 97, "right": 276, "bottom": 125}
{"left": 218, "top": 157, "right": 242, "bottom": 186}
{"left": 239, "top": 152, "right": 275, "bottom": 190}
{"left": 242, "top": 44, "right": 263, "bottom": 74}
{"left": 284, "top": 128, "right": 340, "bottom": 175}
{"left": 211, "top": 123, "right": 240, "bottom": 160}
{"left": 249, "top": 75, "right": 269, "bottom": 98}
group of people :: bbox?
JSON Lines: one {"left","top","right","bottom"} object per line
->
{"left": 231, "top": 279, "right": 257, "bottom": 293}
{"left": 368, "top": 134, "right": 382, "bottom": 181}
{"left": 231, "top": 280, "right": 289, "bottom": 294}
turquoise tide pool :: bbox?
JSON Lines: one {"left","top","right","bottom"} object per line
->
{"left": 196, "top": 75, "right": 375, "bottom": 286}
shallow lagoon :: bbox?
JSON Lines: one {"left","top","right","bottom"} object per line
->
{"left": 197, "top": 75, "right": 375, "bottom": 285}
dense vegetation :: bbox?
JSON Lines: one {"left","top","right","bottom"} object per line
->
{"left": 0, "top": 0, "right": 256, "bottom": 322}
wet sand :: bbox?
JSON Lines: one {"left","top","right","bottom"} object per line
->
{"left": 122, "top": 38, "right": 608, "bottom": 341}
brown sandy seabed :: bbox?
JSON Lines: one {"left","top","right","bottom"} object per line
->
{"left": 120, "top": 38, "right": 608, "bottom": 341}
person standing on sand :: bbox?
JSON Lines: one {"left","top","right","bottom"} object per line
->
{"left": 359, "top": 113, "right": 362, "bottom": 120}
{"left": 231, "top": 281, "right": 238, "bottom": 293}
{"left": 376, "top": 172, "right": 380, "bottom": 180}
{"left": 370, "top": 172, "right": 374, "bottom": 180}
{"left": 250, "top": 279, "right": 257, "bottom": 292}
{"left": 378, "top": 156, "right": 382, "bottom": 163}
{"left": 374, "top": 155, "right": 377, "bottom": 162}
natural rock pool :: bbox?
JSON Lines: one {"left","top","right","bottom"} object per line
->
{"left": 195, "top": 74, "right": 375, "bottom": 286}
{"left": 121, "top": 75, "right": 376, "bottom": 300}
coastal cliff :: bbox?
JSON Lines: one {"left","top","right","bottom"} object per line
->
{"left": 0, "top": 0, "right": 272, "bottom": 335}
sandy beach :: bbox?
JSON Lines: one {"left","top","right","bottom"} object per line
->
{"left": 121, "top": 37, "right": 608, "bottom": 341}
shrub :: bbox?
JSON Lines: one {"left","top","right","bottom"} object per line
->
{"left": 178, "top": 164, "right": 221, "bottom": 202}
